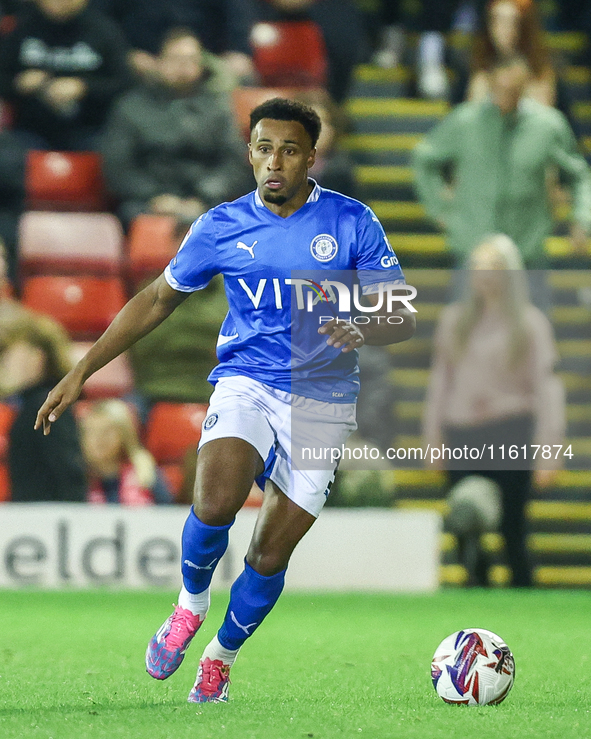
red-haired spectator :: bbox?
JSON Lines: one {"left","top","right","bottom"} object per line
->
{"left": 469, "top": 0, "right": 556, "bottom": 107}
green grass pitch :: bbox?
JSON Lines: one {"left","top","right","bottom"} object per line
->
{"left": 1, "top": 589, "right": 590, "bottom": 739}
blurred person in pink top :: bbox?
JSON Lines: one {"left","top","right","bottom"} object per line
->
{"left": 81, "top": 399, "right": 172, "bottom": 505}
{"left": 423, "top": 234, "right": 566, "bottom": 586}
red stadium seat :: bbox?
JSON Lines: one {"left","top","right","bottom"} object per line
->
{"left": 127, "top": 214, "right": 179, "bottom": 284}
{"left": 22, "top": 275, "right": 127, "bottom": 339}
{"left": 0, "top": 464, "right": 10, "bottom": 502}
{"left": 232, "top": 86, "right": 297, "bottom": 141}
{"left": 145, "top": 402, "right": 208, "bottom": 464}
{"left": 0, "top": 403, "right": 16, "bottom": 502}
{"left": 161, "top": 463, "right": 184, "bottom": 498}
{"left": 250, "top": 21, "right": 328, "bottom": 90}
{"left": 25, "top": 150, "right": 107, "bottom": 210}
{"left": 19, "top": 211, "right": 123, "bottom": 277}
{"left": 71, "top": 343, "right": 134, "bottom": 398}
{"left": 0, "top": 403, "right": 16, "bottom": 460}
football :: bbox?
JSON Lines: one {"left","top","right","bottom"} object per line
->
{"left": 431, "top": 628, "right": 515, "bottom": 706}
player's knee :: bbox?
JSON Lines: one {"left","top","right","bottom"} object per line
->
{"left": 192, "top": 476, "right": 252, "bottom": 526}
{"left": 192, "top": 495, "right": 236, "bottom": 527}
{"left": 246, "top": 548, "right": 289, "bottom": 577}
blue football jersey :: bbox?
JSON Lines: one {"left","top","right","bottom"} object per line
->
{"left": 164, "top": 181, "right": 406, "bottom": 402}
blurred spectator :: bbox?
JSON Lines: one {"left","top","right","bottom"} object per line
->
{"left": 0, "top": 155, "right": 22, "bottom": 286}
{"left": 252, "top": 0, "right": 365, "bottom": 103}
{"left": 101, "top": 27, "right": 250, "bottom": 230}
{"left": 129, "top": 276, "right": 228, "bottom": 415}
{"left": 413, "top": 57, "right": 591, "bottom": 268}
{"left": 0, "top": 312, "right": 87, "bottom": 501}
{"left": 423, "top": 235, "right": 566, "bottom": 586}
{"left": 0, "top": 0, "right": 130, "bottom": 151}
{"left": 370, "top": 0, "right": 487, "bottom": 98}
{"left": 91, "top": 0, "right": 256, "bottom": 82}
{"left": 0, "top": 236, "right": 29, "bottom": 315}
{"left": 468, "top": 0, "right": 556, "bottom": 108}
{"left": 81, "top": 399, "right": 172, "bottom": 505}
{"left": 293, "top": 89, "right": 357, "bottom": 198}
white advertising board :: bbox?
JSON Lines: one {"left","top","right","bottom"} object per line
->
{"left": 0, "top": 504, "right": 441, "bottom": 592}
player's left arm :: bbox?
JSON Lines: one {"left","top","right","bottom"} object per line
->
{"left": 318, "top": 290, "right": 416, "bottom": 352}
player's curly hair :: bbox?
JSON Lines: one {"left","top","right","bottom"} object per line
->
{"left": 249, "top": 98, "right": 322, "bottom": 147}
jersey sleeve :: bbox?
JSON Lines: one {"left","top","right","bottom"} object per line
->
{"left": 164, "top": 210, "right": 220, "bottom": 292}
{"left": 354, "top": 206, "right": 405, "bottom": 294}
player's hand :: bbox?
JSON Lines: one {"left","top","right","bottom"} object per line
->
{"left": 34, "top": 370, "right": 84, "bottom": 435}
{"left": 318, "top": 318, "right": 365, "bottom": 353}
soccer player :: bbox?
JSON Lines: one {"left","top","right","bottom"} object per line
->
{"left": 35, "top": 98, "right": 416, "bottom": 703}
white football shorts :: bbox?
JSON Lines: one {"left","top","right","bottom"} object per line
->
{"left": 198, "top": 375, "right": 357, "bottom": 517}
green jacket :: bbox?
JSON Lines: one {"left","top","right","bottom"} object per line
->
{"left": 412, "top": 98, "right": 591, "bottom": 266}
{"left": 129, "top": 276, "right": 228, "bottom": 404}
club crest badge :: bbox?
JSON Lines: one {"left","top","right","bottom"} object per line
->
{"left": 310, "top": 234, "right": 338, "bottom": 263}
{"left": 203, "top": 413, "right": 218, "bottom": 430}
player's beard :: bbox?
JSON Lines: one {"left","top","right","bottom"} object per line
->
{"left": 263, "top": 191, "right": 288, "bottom": 205}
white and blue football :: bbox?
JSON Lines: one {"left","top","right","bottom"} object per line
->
{"left": 431, "top": 628, "right": 515, "bottom": 706}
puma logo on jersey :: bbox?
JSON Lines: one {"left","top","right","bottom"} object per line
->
{"left": 236, "top": 240, "right": 258, "bottom": 258}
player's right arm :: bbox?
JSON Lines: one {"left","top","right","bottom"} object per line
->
{"left": 35, "top": 274, "right": 189, "bottom": 435}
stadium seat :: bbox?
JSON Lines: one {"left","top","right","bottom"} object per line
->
{"left": 25, "top": 150, "right": 107, "bottom": 211}
{"left": 161, "top": 463, "right": 184, "bottom": 499}
{"left": 0, "top": 403, "right": 16, "bottom": 502}
{"left": 71, "top": 343, "right": 134, "bottom": 399}
{"left": 145, "top": 402, "right": 208, "bottom": 464}
{"left": 0, "top": 464, "right": 10, "bottom": 502}
{"left": 127, "top": 214, "right": 179, "bottom": 284}
{"left": 232, "top": 87, "right": 297, "bottom": 141}
{"left": 0, "top": 403, "right": 16, "bottom": 460}
{"left": 250, "top": 21, "right": 328, "bottom": 90}
{"left": 19, "top": 211, "right": 123, "bottom": 276}
{"left": 22, "top": 275, "right": 127, "bottom": 339}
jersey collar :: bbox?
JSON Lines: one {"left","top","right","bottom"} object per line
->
{"left": 254, "top": 178, "right": 320, "bottom": 209}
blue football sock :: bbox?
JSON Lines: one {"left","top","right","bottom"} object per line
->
{"left": 217, "top": 560, "right": 286, "bottom": 651}
{"left": 181, "top": 507, "right": 233, "bottom": 594}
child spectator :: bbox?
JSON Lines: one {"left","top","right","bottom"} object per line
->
{"left": 81, "top": 399, "right": 172, "bottom": 505}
